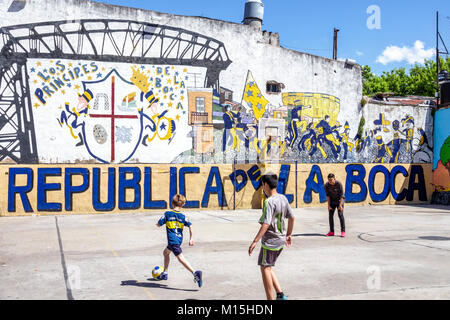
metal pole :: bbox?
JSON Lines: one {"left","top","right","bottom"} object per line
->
{"left": 233, "top": 155, "right": 236, "bottom": 211}
{"left": 437, "top": 11, "right": 440, "bottom": 108}
{"left": 295, "top": 161, "right": 298, "bottom": 209}
{"left": 333, "top": 28, "right": 339, "bottom": 60}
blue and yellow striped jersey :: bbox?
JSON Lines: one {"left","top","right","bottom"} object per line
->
{"left": 158, "top": 210, "right": 192, "bottom": 245}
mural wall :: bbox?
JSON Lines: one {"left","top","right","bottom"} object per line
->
{"left": 0, "top": 1, "right": 437, "bottom": 214}
{"left": 0, "top": 18, "right": 434, "bottom": 166}
{"left": 432, "top": 108, "right": 450, "bottom": 204}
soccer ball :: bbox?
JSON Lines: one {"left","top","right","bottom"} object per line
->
{"left": 152, "top": 266, "right": 164, "bottom": 279}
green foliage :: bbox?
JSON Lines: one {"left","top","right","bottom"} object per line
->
{"left": 355, "top": 117, "right": 365, "bottom": 152}
{"left": 362, "top": 57, "right": 450, "bottom": 97}
{"left": 361, "top": 97, "right": 368, "bottom": 107}
{"left": 441, "top": 136, "right": 450, "bottom": 166}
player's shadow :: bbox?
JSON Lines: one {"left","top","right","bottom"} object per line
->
{"left": 292, "top": 233, "right": 325, "bottom": 237}
{"left": 121, "top": 280, "right": 198, "bottom": 292}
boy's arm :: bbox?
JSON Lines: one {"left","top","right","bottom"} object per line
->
{"left": 286, "top": 216, "right": 295, "bottom": 247}
{"left": 338, "top": 182, "right": 344, "bottom": 210}
{"left": 188, "top": 225, "right": 194, "bottom": 246}
{"left": 248, "top": 223, "right": 270, "bottom": 256}
{"left": 339, "top": 196, "right": 344, "bottom": 210}
{"left": 325, "top": 184, "right": 331, "bottom": 211}
{"left": 156, "top": 215, "right": 166, "bottom": 227}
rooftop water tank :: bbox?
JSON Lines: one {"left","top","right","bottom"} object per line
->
{"left": 243, "top": 0, "right": 264, "bottom": 30}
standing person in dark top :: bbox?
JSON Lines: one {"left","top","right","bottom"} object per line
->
{"left": 324, "top": 173, "right": 346, "bottom": 237}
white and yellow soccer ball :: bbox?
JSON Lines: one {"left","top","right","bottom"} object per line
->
{"left": 152, "top": 266, "right": 164, "bottom": 279}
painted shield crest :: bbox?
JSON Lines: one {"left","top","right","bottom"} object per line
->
{"left": 81, "top": 69, "right": 143, "bottom": 164}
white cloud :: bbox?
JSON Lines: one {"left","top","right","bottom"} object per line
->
{"left": 376, "top": 40, "right": 434, "bottom": 65}
{"left": 356, "top": 50, "right": 364, "bottom": 57}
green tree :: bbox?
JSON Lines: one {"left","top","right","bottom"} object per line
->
{"left": 362, "top": 57, "right": 450, "bottom": 97}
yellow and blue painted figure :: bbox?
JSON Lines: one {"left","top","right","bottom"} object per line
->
{"left": 232, "top": 110, "right": 246, "bottom": 152}
{"left": 287, "top": 103, "right": 308, "bottom": 148}
{"left": 235, "top": 123, "right": 260, "bottom": 154}
{"left": 374, "top": 136, "right": 393, "bottom": 163}
{"left": 223, "top": 103, "right": 263, "bottom": 155}
{"left": 141, "top": 109, "right": 177, "bottom": 146}
{"left": 417, "top": 127, "right": 431, "bottom": 150}
{"left": 308, "top": 125, "right": 327, "bottom": 159}
{"left": 246, "top": 125, "right": 261, "bottom": 154}
{"left": 58, "top": 89, "right": 93, "bottom": 147}
{"left": 386, "top": 120, "right": 404, "bottom": 163}
{"left": 387, "top": 132, "right": 404, "bottom": 163}
{"left": 316, "top": 115, "right": 341, "bottom": 159}
{"left": 222, "top": 105, "right": 240, "bottom": 152}
{"left": 299, "top": 122, "right": 316, "bottom": 154}
{"left": 340, "top": 122, "right": 354, "bottom": 160}
{"left": 356, "top": 127, "right": 380, "bottom": 154}
{"left": 374, "top": 113, "right": 391, "bottom": 133}
{"left": 401, "top": 115, "right": 414, "bottom": 152}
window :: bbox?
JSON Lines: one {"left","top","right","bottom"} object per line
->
{"left": 196, "top": 97, "right": 205, "bottom": 113}
{"left": 220, "top": 88, "right": 233, "bottom": 104}
{"left": 266, "top": 81, "right": 284, "bottom": 94}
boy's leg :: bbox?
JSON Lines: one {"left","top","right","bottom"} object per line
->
{"left": 260, "top": 266, "right": 275, "bottom": 300}
{"left": 338, "top": 207, "right": 346, "bottom": 232}
{"left": 163, "top": 248, "right": 171, "bottom": 271}
{"left": 270, "top": 269, "right": 283, "bottom": 295}
{"left": 176, "top": 253, "right": 195, "bottom": 274}
{"left": 328, "top": 206, "right": 336, "bottom": 233}
{"left": 173, "top": 249, "right": 203, "bottom": 287}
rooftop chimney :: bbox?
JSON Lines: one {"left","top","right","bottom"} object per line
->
{"left": 243, "top": 0, "right": 264, "bottom": 31}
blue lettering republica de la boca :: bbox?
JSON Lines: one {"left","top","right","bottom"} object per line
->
{"left": 7, "top": 164, "right": 428, "bottom": 213}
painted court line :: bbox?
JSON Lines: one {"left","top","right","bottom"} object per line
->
{"left": 55, "top": 217, "right": 74, "bottom": 300}
{"left": 82, "top": 216, "right": 156, "bottom": 300}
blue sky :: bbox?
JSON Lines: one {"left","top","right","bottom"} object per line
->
{"left": 94, "top": 0, "right": 450, "bottom": 75}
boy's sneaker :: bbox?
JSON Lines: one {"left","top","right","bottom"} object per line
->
{"left": 194, "top": 271, "right": 203, "bottom": 288}
{"left": 276, "top": 294, "right": 288, "bottom": 300}
{"left": 341, "top": 231, "right": 346, "bottom": 238}
{"left": 325, "top": 232, "right": 335, "bottom": 237}
{"left": 157, "top": 272, "right": 168, "bottom": 281}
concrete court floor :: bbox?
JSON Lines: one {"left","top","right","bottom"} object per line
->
{"left": 0, "top": 204, "right": 449, "bottom": 300}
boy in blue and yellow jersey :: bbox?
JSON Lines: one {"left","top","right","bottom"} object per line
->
{"left": 156, "top": 194, "right": 203, "bottom": 287}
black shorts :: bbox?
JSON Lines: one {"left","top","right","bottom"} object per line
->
{"left": 167, "top": 244, "right": 182, "bottom": 256}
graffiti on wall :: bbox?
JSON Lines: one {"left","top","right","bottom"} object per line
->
{"left": 0, "top": 19, "right": 232, "bottom": 164}
{"left": 213, "top": 75, "right": 433, "bottom": 165}
{"left": 30, "top": 60, "right": 194, "bottom": 163}
{"left": 0, "top": 19, "right": 434, "bottom": 166}
{"left": 354, "top": 113, "right": 433, "bottom": 164}
{"left": 2, "top": 163, "right": 431, "bottom": 215}
{"left": 432, "top": 108, "right": 450, "bottom": 204}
